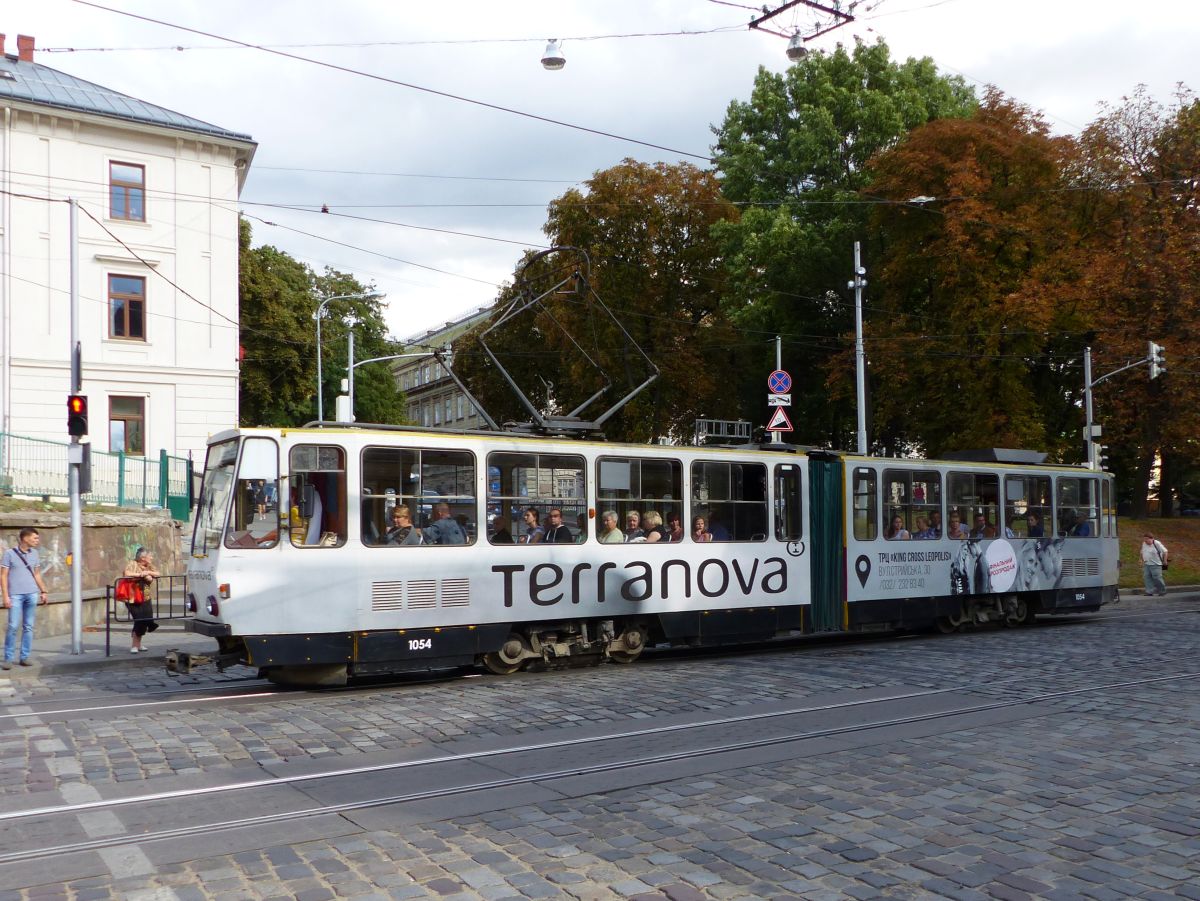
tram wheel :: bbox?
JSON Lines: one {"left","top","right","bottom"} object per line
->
{"left": 1005, "top": 597, "right": 1032, "bottom": 628}
{"left": 935, "top": 607, "right": 966, "bottom": 634}
{"left": 482, "top": 634, "right": 528, "bottom": 676}
{"left": 609, "top": 624, "right": 646, "bottom": 664}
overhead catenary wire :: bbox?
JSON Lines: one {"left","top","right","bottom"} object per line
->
{"left": 69, "top": 0, "right": 715, "bottom": 163}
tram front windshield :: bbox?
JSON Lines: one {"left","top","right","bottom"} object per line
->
{"left": 193, "top": 439, "right": 239, "bottom": 555}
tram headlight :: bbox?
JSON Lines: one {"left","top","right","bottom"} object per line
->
{"left": 205, "top": 595, "right": 220, "bottom": 616}
{"left": 186, "top": 593, "right": 197, "bottom": 613}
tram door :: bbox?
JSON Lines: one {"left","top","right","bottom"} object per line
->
{"left": 808, "top": 456, "right": 845, "bottom": 632}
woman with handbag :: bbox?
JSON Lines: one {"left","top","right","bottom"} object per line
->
{"left": 121, "top": 547, "right": 161, "bottom": 653}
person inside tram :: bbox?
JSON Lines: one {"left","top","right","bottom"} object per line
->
{"left": 642, "top": 511, "right": 669, "bottom": 543}
{"left": 1071, "top": 511, "right": 1092, "bottom": 537}
{"left": 521, "top": 507, "right": 545, "bottom": 544}
{"left": 970, "top": 512, "right": 997, "bottom": 539}
{"left": 666, "top": 511, "right": 684, "bottom": 543}
{"left": 885, "top": 514, "right": 911, "bottom": 540}
{"left": 928, "top": 510, "right": 943, "bottom": 538}
{"left": 599, "top": 510, "right": 625, "bottom": 543}
{"left": 576, "top": 513, "right": 588, "bottom": 543}
{"left": 625, "top": 510, "right": 645, "bottom": 541}
{"left": 692, "top": 515, "right": 713, "bottom": 542}
{"left": 385, "top": 505, "right": 422, "bottom": 546}
{"left": 913, "top": 515, "right": 935, "bottom": 539}
{"left": 706, "top": 509, "right": 731, "bottom": 542}
{"left": 543, "top": 508, "right": 574, "bottom": 543}
{"left": 946, "top": 510, "right": 969, "bottom": 539}
{"left": 1026, "top": 511, "right": 1045, "bottom": 538}
{"left": 423, "top": 502, "right": 467, "bottom": 545}
{"left": 490, "top": 515, "right": 514, "bottom": 544}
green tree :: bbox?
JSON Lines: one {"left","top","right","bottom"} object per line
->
{"left": 238, "top": 219, "right": 406, "bottom": 427}
{"left": 712, "top": 38, "right": 976, "bottom": 448}
{"left": 455, "top": 160, "right": 741, "bottom": 442}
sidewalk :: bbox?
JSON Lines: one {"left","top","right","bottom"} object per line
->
{"left": 3, "top": 620, "right": 219, "bottom": 676}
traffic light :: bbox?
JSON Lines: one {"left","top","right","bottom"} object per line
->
{"left": 1148, "top": 341, "right": 1166, "bottom": 379}
{"left": 67, "top": 394, "right": 88, "bottom": 437}
{"left": 1096, "top": 444, "right": 1110, "bottom": 471}
{"left": 79, "top": 442, "right": 92, "bottom": 494}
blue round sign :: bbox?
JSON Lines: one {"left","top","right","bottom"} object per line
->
{"left": 768, "top": 370, "right": 792, "bottom": 394}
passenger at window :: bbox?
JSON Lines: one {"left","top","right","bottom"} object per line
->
{"left": 643, "top": 511, "right": 669, "bottom": 543}
{"left": 599, "top": 511, "right": 625, "bottom": 544}
{"left": 928, "top": 511, "right": 943, "bottom": 538}
{"left": 625, "top": 510, "right": 644, "bottom": 541}
{"left": 1026, "top": 511, "right": 1045, "bottom": 538}
{"left": 970, "top": 513, "right": 996, "bottom": 539}
{"left": 692, "top": 516, "right": 713, "bottom": 543}
{"left": 576, "top": 513, "right": 588, "bottom": 543}
{"left": 385, "top": 505, "right": 422, "bottom": 545}
{"left": 707, "top": 510, "right": 731, "bottom": 542}
{"left": 666, "top": 512, "right": 684, "bottom": 543}
{"left": 423, "top": 502, "right": 466, "bottom": 545}
{"left": 913, "top": 515, "right": 935, "bottom": 540}
{"left": 885, "top": 514, "right": 911, "bottom": 540}
{"left": 946, "top": 511, "right": 969, "bottom": 539}
{"left": 521, "top": 507, "right": 545, "bottom": 544}
{"left": 1072, "top": 516, "right": 1092, "bottom": 537}
{"left": 544, "top": 508, "right": 573, "bottom": 543}
{"left": 491, "top": 516, "right": 514, "bottom": 544}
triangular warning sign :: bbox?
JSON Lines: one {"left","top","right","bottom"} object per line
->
{"left": 766, "top": 407, "right": 793, "bottom": 432}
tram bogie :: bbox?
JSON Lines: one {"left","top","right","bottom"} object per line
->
{"left": 182, "top": 426, "right": 1118, "bottom": 684}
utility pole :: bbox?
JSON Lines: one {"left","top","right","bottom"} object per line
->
{"left": 346, "top": 318, "right": 356, "bottom": 422}
{"left": 1083, "top": 342, "right": 1167, "bottom": 471}
{"left": 849, "top": 242, "right": 868, "bottom": 455}
{"left": 68, "top": 198, "right": 83, "bottom": 654}
{"left": 773, "top": 335, "right": 782, "bottom": 444}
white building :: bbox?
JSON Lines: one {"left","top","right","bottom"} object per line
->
{"left": 0, "top": 34, "right": 255, "bottom": 461}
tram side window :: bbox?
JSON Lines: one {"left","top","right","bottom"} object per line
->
{"left": 1004, "top": 475, "right": 1051, "bottom": 538}
{"left": 774, "top": 464, "right": 802, "bottom": 541}
{"left": 691, "top": 461, "right": 768, "bottom": 541}
{"left": 883, "top": 470, "right": 940, "bottom": 539}
{"left": 597, "top": 456, "right": 682, "bottom": 544}
{"left": 488, "top": 452, "right": 586, "bottom": 544}
{"left": 948, "top": 472, "right": 999, "bottom": 538}
{"left": 1057, "top": 477, "right": 1099, "bottom": 537}
{"left": 360, "top": 447, "right": 476, "bottom": 546}
{"left": 852, "top": 468, "right": 877, "bottom": 541}
{"left": 224, "top": 438, "right": 279, "bottom": 550}
{"left": 288, "top": 445, "right": 347, "bottom": 548}
{"left": 1102, "top": 479, "right": 1116, "bottom": 538}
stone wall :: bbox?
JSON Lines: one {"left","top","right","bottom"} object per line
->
{"left": 0, "top": 511, "right": 184, "bottom": 636}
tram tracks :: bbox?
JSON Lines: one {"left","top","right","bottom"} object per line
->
{"left": 1, "top": 667, "right": 1197, "bottom": 873}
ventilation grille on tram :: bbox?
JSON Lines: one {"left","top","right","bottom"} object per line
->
{"left": 1061, "top": 557, "right": 1100, "bottom": 578}
{"left": 371, "top": 579, "right": 470, "bottom": 611}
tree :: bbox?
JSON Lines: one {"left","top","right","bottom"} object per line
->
{"left": 455, "top": 160, "right": 741, "bottom": 443}
{"left": 711, "top": 38, "right": 977, "bottom": 448}
{"left": 238, "top": 219, "right": 405, "bottom": 427}
{"left": 864, "top": 91, "right": 1081, "bottom": 457}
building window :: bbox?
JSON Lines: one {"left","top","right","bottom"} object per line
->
{"left": 444, "top": 397, "right": 452, "bottom": 423}
{"left": 109, "top": 275, "right": 146, "bottom": 340}
{"left": 457, "top": 396, "right": 465, "bottom": 420}
{"left": 109, "top": 162, "right": 145, "bottom": 221}
{"left": 110, "top": 396, "right": 145, "bottom": 455}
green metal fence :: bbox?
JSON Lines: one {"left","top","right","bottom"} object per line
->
{"left": 0, "top": 431, "right": 192, "bottom": 516}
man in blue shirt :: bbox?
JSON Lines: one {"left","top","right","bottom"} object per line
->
{"left": 2, "top": 527, "right": 49, "bottom": 669}
{"left": 422, "top": 503, "right": 467, "bottom": 545}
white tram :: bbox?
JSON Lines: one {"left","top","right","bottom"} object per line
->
{"left": 182, "top": 426, "right": 1119, "bottom": 684}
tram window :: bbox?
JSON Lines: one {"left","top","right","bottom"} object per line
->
{"left": 774, "top": 464, "right": 802, "bottom": 541}
{"left": 194, "top": 438, "right": 237, "bottom": 555}
{"left": 360, "top": 447, "right": 476, "bottom": 546}
{"left": 224, "top": 438, "right": 280, "bottom": 549}
{"left": 1102, "top": 479, "right": 1116, "bottom": 538}
{"left": 948, "top": 472, "right": 999, "bottom": 538}
{"left": 692, "top": 461, "right": 768, "bottom": 542}
{"left": 852, "top": 468, "right": 877, "bottom": 541}
{"left": 489, "top": 452, "right": 586, "bottom": 544}
{"left": 597, "top": 456, "right": 682, "bottom": 544}
{"left": 288, "top": 445, "right": 347, "bottom": 547}
{"left": 1057, "top": 477, "right": 1099, "bottom": 538}
{"left": 883, "top": 470, "right": 940, "bottom": 539}
{"left": 1004, "top": 475, "right": 1051, "bottom": 538}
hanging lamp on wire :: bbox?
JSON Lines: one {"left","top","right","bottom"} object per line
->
{"left": 786, "top": 31, "right": 808, "bottom": 62}
{"left": 541, "top": 39, "right": 565, "bottom": 70}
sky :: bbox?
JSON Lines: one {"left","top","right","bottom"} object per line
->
{"left": 11, "top": 0, "right": 1198, "bottom": 342}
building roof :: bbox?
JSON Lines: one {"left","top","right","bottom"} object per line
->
{"left": 400, "top": 306, "right": 494, "bottom": 353}
{"left": 0, "top": 54, "right": 254, "bottom": 144}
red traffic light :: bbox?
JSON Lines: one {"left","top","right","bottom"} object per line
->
{"left": 67, "top": 394, "right": 89, "bottom": 437}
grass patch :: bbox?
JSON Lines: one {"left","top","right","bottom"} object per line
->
{"left": 1119, "top": 518, "right": 1200, "bottom": 589}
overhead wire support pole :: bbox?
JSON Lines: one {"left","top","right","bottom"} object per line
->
{"left": 68, "top": 197, "right": 83, "bottom": 654}
{"left": 850, "top": 242, "right": 868, "bottom": 456}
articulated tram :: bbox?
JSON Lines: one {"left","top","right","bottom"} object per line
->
{"left": 183, "top": 425, "right": 1119, "bottom": 684}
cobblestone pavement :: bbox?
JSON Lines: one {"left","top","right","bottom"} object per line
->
{"left": 1, "top": 598, "right": 1198, "bottom": 899}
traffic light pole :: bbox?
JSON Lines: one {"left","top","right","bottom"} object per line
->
{"left": 1083, "top": 342, "right": 1166, "bottom": 473}
{"left": 68, "top": 198, "right": 83, "bottom": 655}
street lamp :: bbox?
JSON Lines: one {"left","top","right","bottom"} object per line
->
{"left": 314, "top": 291, "right": 384, "bottom": 423}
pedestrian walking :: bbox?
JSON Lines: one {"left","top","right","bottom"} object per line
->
{"left": 1140, "top": 532, "right": 1169, "bottom": 597}
{"left": 2, "top": 527, "right": 49, "bottom": 669}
